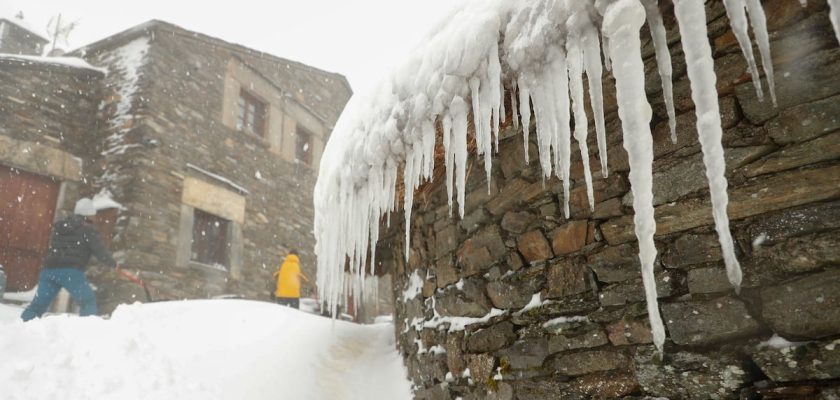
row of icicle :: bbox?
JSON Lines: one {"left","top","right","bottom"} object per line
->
{"left": 315, "top": 0, "right": 840, "bottom": 353}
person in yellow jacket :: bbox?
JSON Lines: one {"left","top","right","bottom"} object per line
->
{"left": 272, "top": 250, "right": 309, "bottom": 309}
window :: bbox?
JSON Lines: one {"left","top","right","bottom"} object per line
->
{"left": 236, "top": 89, "right": 267, "bottom": 137}
{"left": 296, "top": 126, "right": 313, "bottom": 166}
{"left": 191, "top": 209, "right": 230, "bottom": 268}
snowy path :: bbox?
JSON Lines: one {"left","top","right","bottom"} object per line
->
{"left": 0, "top": 300, "right": 412, "bottom": 400}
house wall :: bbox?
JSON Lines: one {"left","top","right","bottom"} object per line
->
{"left": 0, "top": 58, "right": 104, "bottom": 215}
{"left": 80, "top": 25, "right": 349, "bottom": 311}
{"left": 381, "top": 2, "right": 840, "bottom": 399}
{"left": 0, "top": 21, "right": 47, "bottom": 56}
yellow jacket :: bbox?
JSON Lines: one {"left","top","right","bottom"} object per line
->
{"left": 273, "top": 254, "right": 309, "bottom": 298}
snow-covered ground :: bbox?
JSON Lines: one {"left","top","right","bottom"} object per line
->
{"left": 0, "top": 300, "right": 412, "bottom": 400}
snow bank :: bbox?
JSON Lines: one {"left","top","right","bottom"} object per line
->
{"left": 0, "top": 300, "right": 412, "bottom": 400}
{"left": 314, "top": 0, "right": 800, "bottom": 353}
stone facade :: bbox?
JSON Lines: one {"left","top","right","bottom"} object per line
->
{"left": 1, "top": 20, "right": 352, "bottom": 313}
{"left": 0, "top": 56, "right": 104, "bottom": 220}
{"left": 0, "top": 17, "right": 48, "bottom": 56}
{"left": 380, "top": 1, "right": 840, "bottom": 398}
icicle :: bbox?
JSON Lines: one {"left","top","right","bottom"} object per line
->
{"left": 799, "top": 0, "right": 806, "bottom": 6}
{"left": 517, "top": 75, "right": 532, "bottom": 165}
{"left": 581, "top": 24, "right": 609, "bottom": 177}
{"left": 722, "top": 0, "right": 765, "bottom": 101}
{"left": 489, "top": 43, "right": 503, "bottom": 153}
{"left": 451, "top": 96, "right": 469, "bottom": 218}
{"left": 602, "top": 34, "right": 612, "bottom": 71}
{"left": 499, "top": 80, "right": 507, "bottom": 127}
{"left": 443, "top": 114, "right": 455, "bottom": 215}
{"left": 551, "top": 50, "right": 572, "bottom": 218}
{"left": 510, "top": 79, "right": 519, "bottom": 130}
{"left": 566, "top": 34, "right": 595, "bottom": 210}
{"left": 674, "top": 0, "right": 743, "bottom": 290}
{"left": 642, "top": 0, "right": 677, "bottom": 143}
{"left": 831, "top": 0, "right": 840, "bottom": 46}
{"left": 744, "top": 0, "right": 777, "bottom": 106}
{"left": 602, "top": 0, "right": 666, "bottom": 354}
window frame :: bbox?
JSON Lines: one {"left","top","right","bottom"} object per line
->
{"left": 236, "top": 88, "right": 268, "bottom": 138}
{"left": 190, "top": 208, "right": 231, "bottom": 269}
{"left": 295, "top": 125, "right": 314, "bottom": 166}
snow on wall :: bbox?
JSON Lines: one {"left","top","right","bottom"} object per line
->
{"left": 313, "top": 0, "right": 832, "bottom": 353}
{"left": 99, "top": 36, "right": 150, "bottom": 158}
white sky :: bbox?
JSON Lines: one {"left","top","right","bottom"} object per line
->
{"left": 1, "top": 0, "right": 464, "bottom": 95}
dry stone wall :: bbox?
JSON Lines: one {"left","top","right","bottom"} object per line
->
{"left": 379, "top": 1, "right": 840, "bottom": 398}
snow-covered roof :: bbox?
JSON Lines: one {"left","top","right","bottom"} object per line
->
{"left": 313, "top": 0, "right": 828, "bottom": 354}
{"left": 0, "top": 53, "right": 106, "bottom": 73}
{"left": 0, "top": 17, "right": 49, "bottom": 42}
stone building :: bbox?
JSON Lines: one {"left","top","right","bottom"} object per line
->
{"left": 0, "top": 19, "right": 352, "bottom": 313}
{"left": 360, "top": 1, "right": 840, "bottom": 399}
{"left": 0, "top": 15, "right": 49, "bottom": 55}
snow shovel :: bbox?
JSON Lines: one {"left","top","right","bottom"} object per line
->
{"left": 116, "top": 268, "right": 153, "bottom": 302}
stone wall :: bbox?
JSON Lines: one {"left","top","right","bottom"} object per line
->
{"left": 0, "top": 57, "right": 104, "bottom": 216}
{"left": 381, "top": 1, "right": 840, "bottom": 399}
{"left": 0, "top": 20, "right": 47, "bottom": 56}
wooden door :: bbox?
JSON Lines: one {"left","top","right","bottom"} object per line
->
{"left": 0, "top": 165, "right": 60, "bottom": 291}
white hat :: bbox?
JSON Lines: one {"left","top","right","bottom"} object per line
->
{"left": 74, "top": 198, "right": 96, "bottom": 217}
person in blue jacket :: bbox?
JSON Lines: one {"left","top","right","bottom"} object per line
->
{"left": 21, "top": 198, "right": 118, "bottom": 321}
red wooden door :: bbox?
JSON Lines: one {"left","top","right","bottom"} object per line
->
{"left": 0, "top": 165, "right": 60, "bottom": 291}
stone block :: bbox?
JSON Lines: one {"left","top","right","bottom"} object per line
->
{"left": 435, "top": 278, "right": 491, "bottom": 318}
{"left": 501, "top": 211, "right": 536, "bottom": 234}
{"left": 744, "top": 131, "right": 840, "bottom": 178}
{"left": 606, "top": 318, "right": 653, "bottom": 346}
{"left": 485, "top": 267, "right": 545, "bottom": 310}
{"left": 591, "top": 197, "right": 623, "bottom": 220}
{"left": 546, "top": 259, "right": 592, "bottom": 299}
{"left": 661, "top": 296, "right": 761, "bottom": 346}
{"left": 634, "top": 346, "right": 748, "bottom": 400}
{"left": 687, "top": 266, "right": 732, "bottom": 294}
{"left": 569, "top": 371, "right": 639, "bottom": 398}
{"left": 751, "top": 338, "right": 840, "bottom": 382}
{"left": 435, "top": 224, "right": 461, "bottom": 259}
{"left": 457, "top": 226, "right": 506, "bottom": 276}
{"left": 765, "top": 95, "right": 840, "bottom": 145}
{"left": 510, "top": 378, "right": 574, "bottom": 400}
{"left": 548, "top": 350, "right": 629, "bottom": 377}
{"left": 436, "top": 255, "right": 459, "bottom": 289}
{"left": 460, "top": 208, "right": 489, "bottom": 234}
{"left": 464, "top": 179, "right": 499, "bottom": 216}
{"left": 465, "top": 321, "right": 516, "bottom": 353}
{"left": 445, "top": 332, "right": 466, "bottom": 376}
{"left": 467, "top": 353, "right": 496, "bottom": 383}
{"left": 736, "top": 48, "right": 840, "bottom": 125}
{"left": 498, "top": 337, "right": 549, "bottom": 370}
{"left": 598, "top": 270, "right": 679, "bottom": 306}
{"left": 761, "top": 270, "right": 840, "bottom": 339}
{"left": 486, "top": 178, "right": 531, "bottom": 216}
{"left": 550, "top": 220, "right": 588, "bottom": 256}
{"left": 662, "top": 233, "right": 722, "bottom": 269}
{"left": 744, "top": 201, "right": 840, "bottom": 245}
{"left": 601, "top": 165, "right": 840, "bottom": 245}
{"left": 644, "top": 145, "right": 772, "bottom": 207}
{"left": 516, "top": 230, "right": 553, "bottom": 264}
{"left": 547, "top": 323, "right": 609, "bottom": 353}
{"left": 587, "top": 244, "right": 642, "bottom": 283}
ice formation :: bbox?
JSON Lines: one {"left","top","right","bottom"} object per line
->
{"left": 830, "top": 0, "right": 840, "bottom": 46}
{"left": 314, "top": 0, "right": 784, "bottom": 353}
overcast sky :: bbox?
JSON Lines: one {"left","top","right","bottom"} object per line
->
{"left": 1, "top": 0, "right": 464, "bottom": 95}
